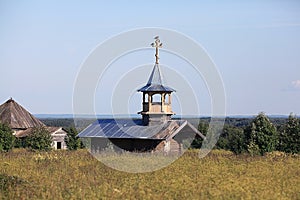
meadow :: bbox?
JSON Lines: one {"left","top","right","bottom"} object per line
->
{"left": 0, "top": 149, "right": 299, "bottom": 199}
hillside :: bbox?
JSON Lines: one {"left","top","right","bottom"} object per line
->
{"left": 0, "top": 149, "right": 299, "bottom": 199}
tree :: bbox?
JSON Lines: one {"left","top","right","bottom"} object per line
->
{"left": 246, "top": 112, "right": 278, "bottom": 155}
{"left": 25, "top": 127, "right": 52, "bottom": 151}
{"left": 0, "top": 123, "right": 14, "bottom": 152}
{"left": 190, "top": 121, "right": 209, "bottom": 148}
{"left": 227, "top": 127, "right": 246, "bottom": 154}
{"left": 65, "top": 127, "right": 81, "bottom": 150}
{"left": 278, "top": 113, "right": 300, "bottom": 153}
{"left": 198, "top": 121, "right": 209, "bottom": 134}
{"left": 215, "top": 124, "right": 230, "bottom": 150}
{"left": 214, "top": 125, "right": 247, "bottom": 154}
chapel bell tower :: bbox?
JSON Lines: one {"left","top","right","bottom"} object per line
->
{"left": 138, "top": 36, "right": 175, "bottom": 125}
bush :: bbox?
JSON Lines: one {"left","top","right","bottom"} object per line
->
{"left": 0, "top": 123, "right": 14, "bottom": 152}
{"left": 25, "top": 127, "right": 52, "bottom": 151}
{"left": 14, "top": 137, "right": 25, "bottom": 148}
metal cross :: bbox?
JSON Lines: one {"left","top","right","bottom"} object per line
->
{"left": 151, "top": 36, "right": 162, "bottom": 64}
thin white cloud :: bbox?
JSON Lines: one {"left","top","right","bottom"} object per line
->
{"left": 292, "top": 80, "right": 300, "bottom": 89}
{"left": 282, "top": 80, "right": 300, "bottom": 92}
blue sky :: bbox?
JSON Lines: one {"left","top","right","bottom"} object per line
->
{"left": 1, "top": 0, "right": 300, "bottom": 115}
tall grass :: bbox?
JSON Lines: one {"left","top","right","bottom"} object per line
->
{"left": 0, "top": 149, "right": 299, "bottom": 199}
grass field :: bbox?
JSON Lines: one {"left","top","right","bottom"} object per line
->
{"left": 0, "top": 149, "right": 299, "bottom": 199}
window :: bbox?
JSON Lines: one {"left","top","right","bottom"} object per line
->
{"left": 152, "top": 94, "right": 161, "bottom": 103}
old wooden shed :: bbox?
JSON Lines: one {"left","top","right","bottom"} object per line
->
{"left": 0, "top": 98, "right": 67, "bottom": 149}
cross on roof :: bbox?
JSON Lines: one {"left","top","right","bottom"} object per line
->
{"left": 151, "top": 36, "right": 162, "bottom": 64}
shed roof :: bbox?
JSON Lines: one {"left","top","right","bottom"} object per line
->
{"left": 15, "top": 126, "right": 67, "bottom": 138}
{"left": 0, "top": 98, "right": 45, "bottom": 129}
{"left": 138, "top": 64, "right": 175, "bottom": 92}
{"left": 78, "top": 119, "right": 204, "bottom": 140}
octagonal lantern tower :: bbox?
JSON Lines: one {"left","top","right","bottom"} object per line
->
{"left": 138, "top": 36, "right": 176, "bottom": 125}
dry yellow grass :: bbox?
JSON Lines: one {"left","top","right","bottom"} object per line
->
{"left": 0, "top": 149, "right": 299, "bottom": 199}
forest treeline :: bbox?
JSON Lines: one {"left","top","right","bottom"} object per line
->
{"left": 39, "top": 116, "right": 291, "bottom": 131}
{"left": 191, "top": 113, "right": 299, "bottom": 155}
{"left": 0, "top": 113, "right": 299, "bottom": 154}
{"left": 26, "top": 112, "right": 300, "bottom": 155}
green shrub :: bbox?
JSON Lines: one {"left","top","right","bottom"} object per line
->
{"left": 25, "top": 127, "right": 52, "bottom": 151}
{"left": 0, "top": 123, "right": 14, "bottom": 152}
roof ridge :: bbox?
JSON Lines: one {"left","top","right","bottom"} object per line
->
{"left": 7, "top": 99, "right": 13, "bottom": 126}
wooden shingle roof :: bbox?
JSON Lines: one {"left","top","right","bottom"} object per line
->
{"left": 0, "top": 98, "right": 45, "bottom": 129}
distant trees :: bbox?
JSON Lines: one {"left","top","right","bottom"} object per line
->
{"left": 25, "top": 127, "right": 52, "bottom": 151}
{"left": 216, "top": 125, "right": 246, "bottom": 154}
{"left": 190, "top": 121, "right": 208, "bottom": 148}
{"left": 194, "top": 112, "right": 300, "bottom": 155}
{"left": 0, "top": 123, "right": 14, "bottom": 152}
{"left": 193, "top": 119, "right": 252, "bottom": 154}
{"left": 1, "top": 115, "right": 299, "bottom": 154}
{"left": 65, "top": 127, "right": 81, "bottom": 150}
{"left": 194, "top": 120, "right": 249, "bottom": 154}
{"left": 198, "top": 121, "right": 209, "bottom": 134}
{"left": 193, "top": 121, "right": 247, "bottom": 154}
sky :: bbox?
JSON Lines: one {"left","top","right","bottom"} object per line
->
{"left": 0, "top": 0, "right": 300, "bottom": 116}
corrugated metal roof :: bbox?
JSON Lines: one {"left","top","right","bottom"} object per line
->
{"left": 78, "top": 119, "right": 187, "bottom": 140}
{"left": 138, "top": 64, "right": 175, "bottom": 92}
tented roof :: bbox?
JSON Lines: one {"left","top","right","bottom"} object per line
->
{"left": 0, "top": 98, "right": 45, "bottom": 129}
{"left": 138, "top": 64, "right": 175, "bottom": 92}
